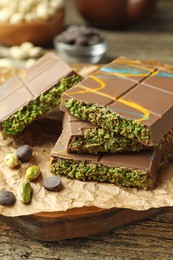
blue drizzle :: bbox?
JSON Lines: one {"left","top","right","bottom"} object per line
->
{"left": 109, "top": 106, "right": 149, "bottom": 121}
{"left": 101, "top": 67, "right": 144, "bottom": 75}
{"left": 157, "top": 72, "right": 173, "bottom": 78}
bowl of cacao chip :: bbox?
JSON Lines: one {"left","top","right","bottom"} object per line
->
{"left": 53, "top": 25, "right": 107, "bottom": 64}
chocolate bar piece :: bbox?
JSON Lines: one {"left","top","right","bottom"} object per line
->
{"left": 60, "top": 57, "right": 173, "bottom": 146}
{"left": 0, "top": 53, "right": 81, "bottom": 135}
{"left": 50, "top": 133, "right": 161, "bottom": 189}
{"left": 63, "top": 113, "right": 147, "bottom": 154}
{"left": 63, "top": 113, "right": 173, "bottom": 159}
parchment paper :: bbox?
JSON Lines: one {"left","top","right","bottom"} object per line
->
{"left": 0, "top": 64, "right": 173, "bottom": 217}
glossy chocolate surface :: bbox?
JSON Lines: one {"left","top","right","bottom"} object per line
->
{"left": 63, "top": 113, "right": 94, "bottom": 137}
{"left": 61, "top": 57, "right": 173, "bottom": 143}
{"left": 0, "top": 53, "right": 74, "bottom": 122}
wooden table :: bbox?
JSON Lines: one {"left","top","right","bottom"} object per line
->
{"left": 0, "top": 1, "right": 173, "bottom": 259}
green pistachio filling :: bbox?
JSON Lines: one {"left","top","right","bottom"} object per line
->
{"left": 70, "top": 127, "right": 147, "bottom": 154}
{"left": 65, "top": 99, "right": 150, "bottom": 145}
{"left": 69, "top": 121, "right": 173, "bottom": 154}
{"left": 1, "top": 75, "right": 81, "bottom": 135}
{"left": 70, "top": 127, "right": 173, "bottom": 155}
{"left": 51, "top": 159, "right": 151, "bottom": 189}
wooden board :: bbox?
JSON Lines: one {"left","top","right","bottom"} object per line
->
{"left": 0, "top": 207, "right": 164, "bottom": 241}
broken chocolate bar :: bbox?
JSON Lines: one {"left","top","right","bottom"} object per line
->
{"left": 60, "top": 57, "right": 173, "bottom": 146}
{"left": 63, "top": 113, "right": 147, "bottom": 154}
{"left": 50, "top": 133, "right": 161, "bottom": 189}
{"left": 63, "top": 113, "right": 173, "bottom": 157}
{"left": 0, "top": 53, "right": 82, "bottom": 135}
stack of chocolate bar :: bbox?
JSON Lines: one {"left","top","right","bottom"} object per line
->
{"left": 51, "top": 57, "right": 173, "bottom": 189}
{"left": 1, "top": 53, "right": 173, "bottom": 190}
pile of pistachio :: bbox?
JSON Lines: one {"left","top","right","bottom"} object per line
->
{"left": 0, "top": 0, "right": 64, "bottom": 23}
{"left": 0, "top": 144, "right": 62, "bottom": 206}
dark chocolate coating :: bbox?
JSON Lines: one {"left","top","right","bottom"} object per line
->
{"left": 61, "top": 56, "right": 173, "bottom": 144}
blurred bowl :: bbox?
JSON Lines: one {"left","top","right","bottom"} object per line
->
{"left": 73, "top": 0, "right": 158, "bottom": 29}
{"left": 54, "top": 37, "right": 107, "bottom": 64}
{"left": 0, "top": 9, "right": 65, "bottom": 47}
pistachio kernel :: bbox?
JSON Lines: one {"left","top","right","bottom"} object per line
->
{"left": 17, "top": 179, "right": 32, "bottom": 204}
{"left": 4, "top": 152, "right": 20, "bottom": 169}
{"left": 25, "top": 165, "right": 41, "bottom": 181}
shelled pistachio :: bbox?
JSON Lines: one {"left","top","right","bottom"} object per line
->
{"left": 17, "top": 179, "right": 32, "bottom": 204}
{"left": 25, "top": 165, "right": 41, "bottom": 181}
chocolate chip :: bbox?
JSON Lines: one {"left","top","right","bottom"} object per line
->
{"left": 67, "top": 24, "right": 81, "bottom": 33}
{"left": 43, "top": 176, "right": 63, "bottom": 192}
{"left": 0, "top": 189, "right": 16, "bottom": 206}
{"left": 16, "top": 144, "right": 33, "bottom": 163}
{"left": 74, "top": 35, "right": 89, "bottom": 46}
{"left": 88, "top": 35, "right": 103, "bottom": 45}
{"left": 57, "top": 25, "right": 104, "bottom": 47}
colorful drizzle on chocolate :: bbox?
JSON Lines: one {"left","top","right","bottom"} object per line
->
{"left": 68, "top": 58, "right": 173, "bottom": 122}
{"left": 69, "top": 59, "right": 155, "bottom": 122}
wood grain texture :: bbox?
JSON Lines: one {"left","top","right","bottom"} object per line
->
{"left": 0, "top": 207, "right": 164, "bottom": 242}
{"left": 0, "top": 207, "right": 173, "bottom": 260}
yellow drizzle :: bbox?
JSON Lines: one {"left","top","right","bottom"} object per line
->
{"left": 115, "top": 58, "right": 154, "bottom": 72}
{"left": 102, "top": 58, "right": 156, "bottom": 78}
{"left": 69, "top": 73, "right": 150, "bottom": 122}
{"left": 118, "top": 98, "right": 150, "bottom": 122}
{"left": 69, "top": 75, "right": 105, "bottom": 95}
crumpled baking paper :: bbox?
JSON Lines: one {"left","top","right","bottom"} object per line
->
{"left": 0, "top": 64, "right": 173, "bottom": 217}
